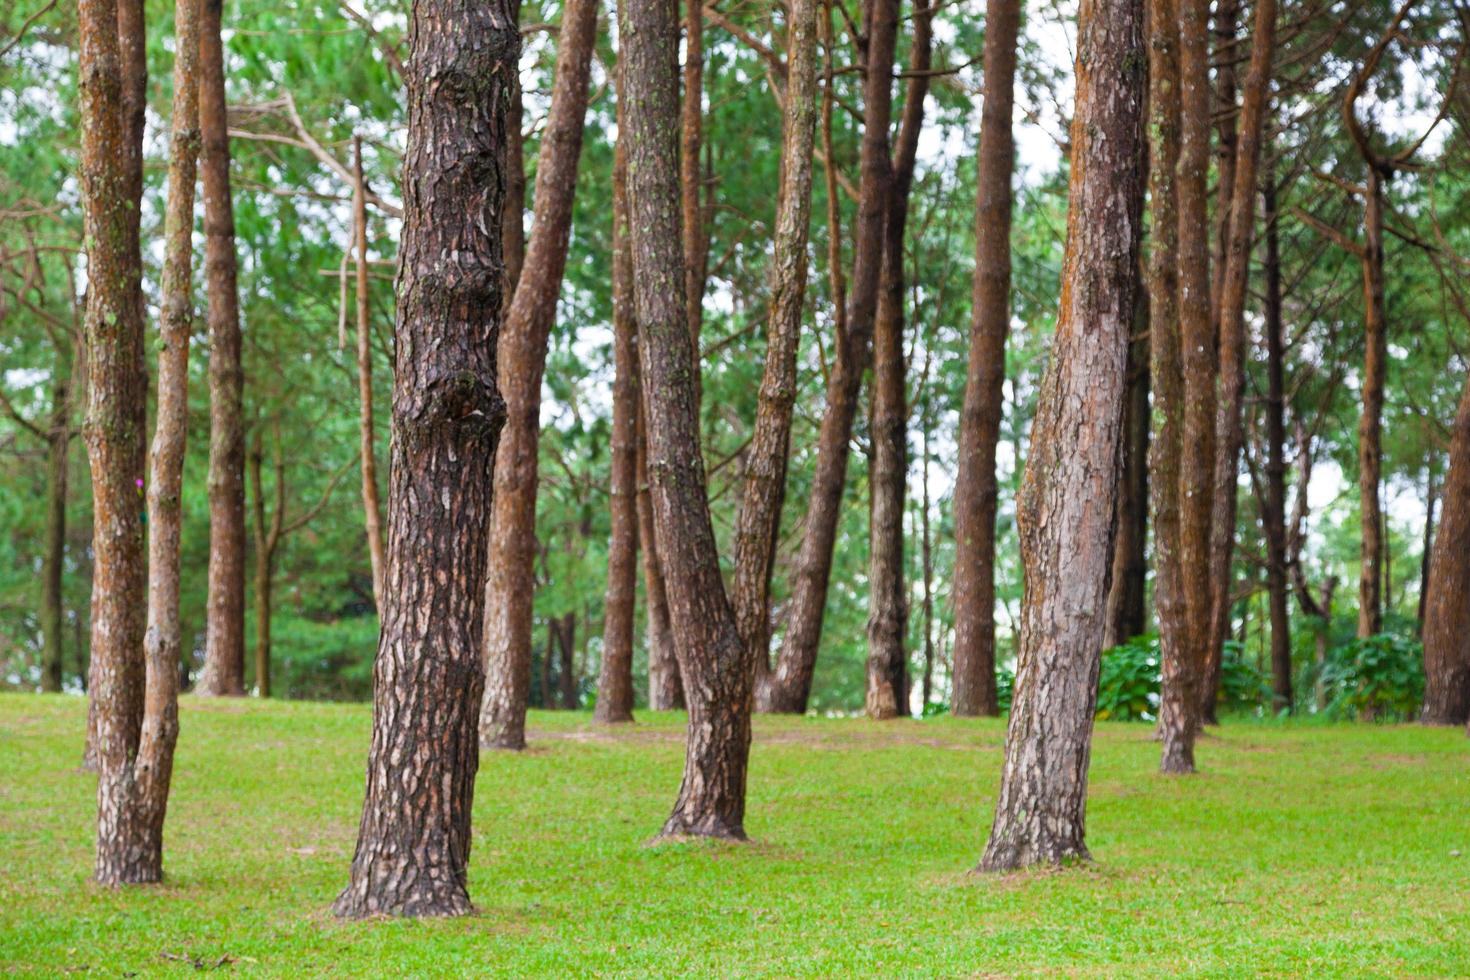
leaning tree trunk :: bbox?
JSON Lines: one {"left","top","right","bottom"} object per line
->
{"left": 761, "top": 0, "right": 900, "bottom": 715}
{"left": 478, "top": 0, "right": 598, "bottom": 750}
{"left": 731, "top": 0, "right": 818, "bottom": 691}
{"left": 622, "top": 0, "right": 753, "bottom": 838}
{"left": 950, "top": 0, "right": 1019, "bottom": 717}
{"left": 1421, "top": 370, "right": 1470, "bottom": 725}
{"left": 979, "top": 0, "right": 1146, "bottom": 871}
{"left": 595, "top": 83, "right": 639, "bottom": 725}
{"left": 1102, "top": 284, "right": 1150, "bottom": 651}
{"left": 198, "top": 0, "right": 248, "bottom": 697}
{"left": 1356, "top": 168, "right": 1387, "bottom": 639}
{"left": 40, "top": 347, "right": 73, "bottom": 694}
{"left": 865, "top": 0, "right": 933, "bottom": 720}
{"left": 334, "top": 0, "right": 515, "bottom": 918}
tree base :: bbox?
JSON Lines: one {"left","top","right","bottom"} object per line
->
{"left": 656, "top": 811, "right": 749, "bottom": 843}
{"left": 592, "top": 709, "right": 635, "bottom": 725}
{"left": 333, "top": 879, "right": 474, "bottom": 919}
{"left": 977, "top": 838, "right": 1090, "bottom": 874}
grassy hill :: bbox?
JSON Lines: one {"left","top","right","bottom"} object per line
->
{"left": 2, "top": 694, "right": 1467, "bottom": 976}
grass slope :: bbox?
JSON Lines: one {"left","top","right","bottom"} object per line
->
{"left": 1, "top": 693, "right": 1467, "bottom": 977}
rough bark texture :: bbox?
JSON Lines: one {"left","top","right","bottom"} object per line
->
{"left": 1208, "top": 0, "right": 1238, "bottom": 333}
{"left": 979, "top": 0, "right": 1145, "bottom": 870}
{"left": 1421, "top": 373, "right": 1470, "bottom": 725}
{"left": 354, "top": 140, "right": 389, "bottom": 615}
{"left": 1259, "top": 171, "right": 1293, "bottom": 712}
{"left": 1157, "top": 0, "right": 1216, "bottom": 775}
{"left": 40, "top": 349, "right": 73, "bottom": 693}
{"left": 334, "top": 0, "right": 514, "bottom": 918}
{"left": 1102, "top": 286, "right": 1150, "bottom": 651}
{"left": 865, "top": 0, "right": 933, "bottom": 720}
{"left": 639, "top": 402, "right": 683, "bottom": 708}
{"left": 732, "top": 0, "right": 818, "bottom": 690}
{"left": 1200, "top": 0, "right": 1276, "bottom": 718}
{"left": 681, "top": 0, "right": 709, "bottom": 352}
{"left": 762, "top": 0, "right": 900, "bottom": 715}
{"left": 596, "top": 85, "right": 639, "bottom": 725}
{"left": 196, "top": 0, "right": 247, "bottom": 697}
{"left": 950, "top": 0, "right": 1019, "bottom": 717}
{"left": 622, "top": 0, "right": 752, "bottom": 838}
{"left": 478, "top": 0, "right": 598, "bottom": 750}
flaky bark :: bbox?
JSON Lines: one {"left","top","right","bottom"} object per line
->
{"left": 596, "top": 83, "right": 639, "bottom": 725}
{"left": 334, "top": 0, "right": 514, "bottom": 918}
{"left": 979, "top": 0, "right": 1146, "bottom": 870}
{"left": 1259, "top": 171, "right": 1292, "bottom": 712}
{"left": 479, "top": 0, "right": 598, "bottom": 750}
{"left": 1102, "top": 282, "right": 1150, "bottom": 651}
{"left": 763, "top": 0, "right": 900, "bottom": 715}
{"left": 732, "top": 0, "right": 819, "bottom": 689}
{"left": 1421, "top": 372, "right": 1470, "bottom": 725}
{"left": 865, "top": 0, "right": 933, "bottom": 719}
{"left": 197, "top": 0, "right": 247, "bottom": 697}
{"left": 622, "top": 0, "right": 752, "bottom": 838}
{"left": 950, "top": 0, "right": 1019, "bottom": 717}
{"left": 353, "top": 140, "right": 388, "bottom": 615}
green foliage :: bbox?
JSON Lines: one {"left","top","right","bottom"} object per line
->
{"left": 1218, "top": 640, "right": 1274, "bottom": 713}
{"left": 264, "top": 615, "right": 379, "bottom": 702}
{"left": 1095, "top": 634, "right": 1161, "bottom": 722}
{"left": 1316, "top": 632, "right": 1425, "bottom": 722}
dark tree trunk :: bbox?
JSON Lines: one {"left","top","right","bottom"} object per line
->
{"left": 1259, "top": 171, "right": 1292, "bottom": 712}
{"left": 950, "top": 0, "right": 1019, "bottom": 717}
{"left": 1208, "top": 0, "right": 1238, "bottom": 333}
{"left": 334, "top": 0, "right": 514, "bottom": 918}
{"left": 1421, "top": 372, "right": 1470, "bottom": 725}
{"left": 1417, "top": 472, "right": 1435, "bottom": 631}
{"left": 732, "top": 0, "right": 818, "bottom": 691}
{"left": 1102, "top": 283, "right": 1150, "bottom": 651}
{"left": 479, "top": 0, "right": 598, "bottom": 750}
{"left": 197, "top": 0, "right": 248, "bottom": 697}
{"left": 40, "top": 348, "right": 73, "bottom": 694}
{"left": 502, "top": 62, "right": 525, "bottom": 301}
{"left": 762, "top": 0, "right": 901, "bottom": 715}
{"left": 354, "top": 140, "right": 388, "bottom": 614}
{"left": 681, "top": 0, "right": 709, "bottom": 355}
{"left": 979, "top": 0, "right": 1146, "bottom": 870}
{"left": 596, "top": 85, "right": 639, "bottom": 725}
{"left": 865, "top": 0, "right": 933, "bottom": 720}
{"left": 1356, "top": 168, "right": 1387, "bottom": 639}
{"left": 622, "top": 0, "right": 753, "bottom": 839}
{"left": 557, "top": 612, "right": 579, "bottom": 709}
{"left": 919, "top": 350, "right": 937, "bottom": 710}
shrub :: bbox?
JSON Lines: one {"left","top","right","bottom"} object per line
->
{"left": 1317, "top": 632, "right": 1424, "bottom": 722}
{"left": 1095, "top": 634, "right": 1160, "bottom": 721}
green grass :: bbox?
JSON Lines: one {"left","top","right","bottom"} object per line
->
{"left": 2, "top": 694, "right": 1467, "bottom": 977}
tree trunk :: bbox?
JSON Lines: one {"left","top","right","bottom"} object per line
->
{"left": 732, "top": 0, "right": 819, "bottom": 690}
{"left": 919, "top": 350, "right": 936, "bottom": 710}
{"left": 352, "top": 139, "right": 389, "bottom": 615}
{"left": 1421, "top": 372, "right": 1470, "bottom": 725}
{"left": 762, "top": 0, "right": 901, "bottom": 715}
{"left": 1259, "top": 170, "right": 1292, "bottom": 712}
{"left": 248, "top": 429, "right": 278, "bottom": 698}
{"left": 334, "top": 0, "right": 514, "bottom": 918}
{"left": 1102, "top": 280, "right": 1150, "bottom": 651}
{"left": 950, "top": 0, "right": 1019, "bottom": 717}
{"left": 1208, "top": 0, "right": 1238, "bottom": 333}
{"left": 197, "top": 0, "right": 248, "bottom": 697}
{"left": 40, "top": 348, "right": 73, "bottom": 694}
{"left": 639, "top": 402, "right": 683, "bottom": 708}
{"left": 595, "top": 87, "right": 639, "bottom": 725}
{"left": 556, "top": 612, "right": 579, "bottom": 709}
{"left": 1417, "top": 471, "right": 1435, "bottom": 631}
{"left": 865, "top": 0, "right": 933, "bottom": 720}
{"left": 681, "top": 0, "right": 709, "bottom": 355}
{"left": 1200, "top": 0, "right": 1276, "bottom": 720}
{"left": 1157, "top": 0, "right": 1216, "bottom": 774}
{"left": 979, "top": 0, "right": 1146, "bottom": 870}
{"left": 478, "top": 0, "right": 598, "bottom": 750}
{"left": 503, "top": 64, "right": 525, "bottom": 301}
{"left": 1356, "top": 168, "right": 1387, "bottom": 639}
{"left": 622, "top": 0, "right": 753, "bottom": 839}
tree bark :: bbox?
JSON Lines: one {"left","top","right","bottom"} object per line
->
{"left": 595, "top": 84, "right": 639, "bottom": 725}
{"left": 1102, "top": 277, "right": 1150, "bottom": 651}
{"left": 40, "top": 346, "right": 73, "bottom": 694}
{"left": 681, "top": 0, "right": 709, "bottom": 355}
{"left": 197, "top": 0, "right": 248, "bottom": 697}
{"left": 1417, "top": 471, "right": 1435, "bottom": 631}
{"left": 1208, "top": 0, "right": 1238, "bottom": 334}
{"left": 248, "top": 431, "right": 277, "bottom": 699}
{"left": 865, "top": 0, "right": 933, "bottom": 720}
{"left": 1355, "top": 167, "right": 1387, "bottom": 639}
{"left": 334, "top": 0, "right": 514, "bottom": 918}
{"left": 979, "top": 0, "right": 1145, "bottom": 870}
{"left": 622, "top": 0, "right": 753, "bottom": 838}
{"left": 950, "top": 0, "right": 1019, "bottom": 717}
{"left": 639, "top": 401, "right": 683, "bottom": 708}
{"left": 1259, "top": 170, "right": 1292, "bottom": 712}
{"left": 478, "top": 0, "right": 599, "bottom": 750}
{"left": 762, "top": 0, "right": 901, "bottom": 715}
{"left": 732, "top": 0, "right": 819, "bottom": 691}
{"left": 1421, "top": 372, "right": 1470, "bottom": 725}
{"left": 352, "top": 139, "right": 389, "bottom": 615}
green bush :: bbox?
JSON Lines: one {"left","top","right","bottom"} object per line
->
{"left": 1095, "top": 634, "right": 1160, "bottom": 721}
{"left": 1317, "top": 632, "right": 1424, "bottom": 722}
{"left": 262, "top": 614, "right": 379, "bottom": 701}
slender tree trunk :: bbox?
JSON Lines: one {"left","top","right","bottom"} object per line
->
{"left": 1356, "top": 168, "right": 1387, "bottom": 639}
{"left": 763, "top": 0, "right": 901, "bottom": 715}
{"left": 197, "top": 0, "right": 247, "bottom": 697}
{"left": 1421, "top": 372, "right": 1470, "bottom": 725}
{"left": 732, "top": 0, "right": 819, "bottom": 691}
{"left": 1102, "top": 280, "right": 1150, "bottom": 651}
{"left": 557, "top": 612, "right": 579, "bottom": 709}
{"left": 1208, "top": 0, "right": 1238, "bottom": 333}
{"left": 950, "top": 0, "right": 1019, "bottom": 717}
{"left": 1259, "top": 172, "right": 1292, "bottom": 712}
{"left": 249, "top": 434, "right": 276, "bottom": 699}
{"left": 353, "top": 139, "right": 388, "bottom": 614}
{"left": 479, "top": 0, "right": 598, "bottom": 750}
{"left": 596, "top": 85, "right": 639, "bottom": 725}
{"left": 1417, "top": 471, "right": 1435, "bottom": 631}
{"left": 334, "top": 0, "right": 514, "bottom": 918}
{"left": 40, "top": 349, "right": 72, "bottom": 694}
{"left": 639, "top": 402, "right": 683, "bottom": 708}
{"left": 865, "top": 0, "right": 933, "bottom": 720}
{"left": 979, "top": 0, "right": 1146, "bottom": 870}
{"left": 622, "top": 0, "right": 753, "bottom": 838}
{"left": 503, "top": 64, "right": 525, "bottom": 301}
{"left": 681, "top": 0, "right": 708, "bottom": 355}
{"left": 919, "top": 351, "right": 936, "bottom": 709}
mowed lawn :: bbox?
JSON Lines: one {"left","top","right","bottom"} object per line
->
{"left": 1, "top": 694, "right": 1467, "bottom": 977}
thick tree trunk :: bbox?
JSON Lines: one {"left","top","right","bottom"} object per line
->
{"left": 762, "top": 0, "right": 900, "bottom": 715}
{"left": 950, "top": 0, "right": 1019, "bottom": 717}
{"left": 1102, "top": 285, "right": 1150, "bottom": 651}
{"left": 1157, "top": 0, "right": 1216, "bottom": 774}
{"left": 353, "top": 140, "right": 389, "bottom": 615}
{"left": 1356, "top": 169, "right": 1387, "bottom": 639}
{"left": 1259, "top": 172, "right": 1292, "bottom": 712}
{"left": 40, "top": 350, "right": 72, "bottom": 694}
{"left": 1200, "top": 0, "right": 1276, "bottom": 720}
{"left": 865, "top": 0, "right": 933, "bottom": 720}
{"left": 731, "top": 0, "right": 818, "bottom": 689}
{"left": 197, "top": 0, "right": 248, "bottom": 697}
{"left": 334, "top": 0, "right": 514, "bottom": 918}
{"left": 622, "top": 0, "right": 753, "bottom": 839}
{"left": 1421, "top": 372, "right": 1470, "bottom": 725}
{"left": 979, "top": 0, "right": 1146, "bottom": 870}
{"left": 596, "top": 92, "right": 639, "bottom": 725}
{"left": 478, "top": 0, "right": 598, "bottom": 750}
